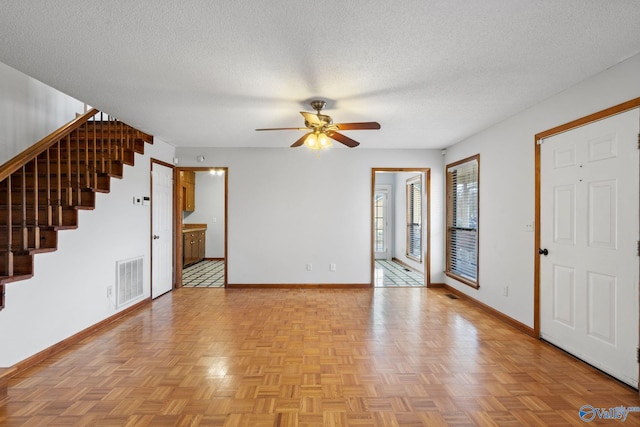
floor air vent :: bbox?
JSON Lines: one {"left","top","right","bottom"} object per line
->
{"left": 445, "top": 293, "right": 459, "bottom": 300}
{"left": 116, "top": 256, "right": 144, "bottom": 308}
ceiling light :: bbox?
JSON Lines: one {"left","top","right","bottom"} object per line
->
{"left": 305, "top": 132, "right": 332, "bottom": 151}
{"left": 305, "top": 133, "right": 318, "bottom": 148}
{"left": 318, "top": 132, "right": 332, "bottom": 148}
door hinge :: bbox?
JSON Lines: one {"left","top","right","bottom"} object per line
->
{"left": 637, "top": 347, "right": 640, "bottom": 363}
{"left": 637, "top": 240, "right": 640, "bottom": 256}
{"left": 637, "top": 133, "right": 640, "bottom": 149}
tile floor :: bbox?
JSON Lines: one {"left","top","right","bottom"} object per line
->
{"left": 182, "top": 260, "right": 225, "bottom": 287}
{"left": 374, "top": 259, "right": 425, "bottom": 287}
{"left": 182, "top": 259, "right": 424, "bottom": 288}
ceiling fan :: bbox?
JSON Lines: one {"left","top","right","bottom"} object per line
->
{"left": 255, "top": 100, "right": 381, "bottom": 150}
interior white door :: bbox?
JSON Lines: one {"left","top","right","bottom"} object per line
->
{"left": 374, "top": 186, "right": 390, "bottom": 260}
{"left": 540, "top": 108, "right": 639, "bottom": 387}
{"left": 151, "top": 162, "right": 174, "bottom": 298}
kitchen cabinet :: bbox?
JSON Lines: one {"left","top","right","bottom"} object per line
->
{"left": 182, "top": 224, "right": 206, "bottom": 266}
{"left": 180, "top": 170, "right": 196, "bottom": 212}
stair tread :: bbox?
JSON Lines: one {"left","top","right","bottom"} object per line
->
{"left": 0, "top": 274, "right": 34, "bottom": 284}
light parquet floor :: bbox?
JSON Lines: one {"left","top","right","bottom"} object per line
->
{"left": 1, "top": 287, "right": 638, "bottom": 426}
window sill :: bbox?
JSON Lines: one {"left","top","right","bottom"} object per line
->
{"left": 445, "top": 272, "right": 479, "bottom": 289}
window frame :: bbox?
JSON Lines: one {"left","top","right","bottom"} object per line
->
{"left": 406, "top": 174, "right": 422, "bottom": 263}
{"left": 445, "top": 154, "right": 479, "bottom": 288}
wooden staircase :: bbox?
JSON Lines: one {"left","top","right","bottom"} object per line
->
{"left": 0, "top": 109, "right": 153, "bottom": 310}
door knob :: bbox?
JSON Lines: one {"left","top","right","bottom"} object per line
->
{"left": 153, "top": 235, "right": 160, "bottom": 240}
{"left": 538, "top": 248, "right": 548, "bottom": 256}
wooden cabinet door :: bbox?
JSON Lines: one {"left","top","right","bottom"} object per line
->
{"left": 184, "top": 232, "right": 194, "bottom": 265}
{"left": 185, "top": 183, "right": 195, "bottom": 211}
{"left": 181, "top": 171, "right": 196, "bottom": 212}
{"left": 198, "top": 231, "right": 206, "bottom": 260}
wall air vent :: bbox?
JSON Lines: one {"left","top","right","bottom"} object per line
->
{"left": 116, "top": 256, "right": 144, "bottom": 308}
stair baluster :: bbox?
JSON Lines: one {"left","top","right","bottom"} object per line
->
{"left": 100, "top": 113, "right": 105, "bottom": 174}
{"left": 65, "top": 131, "right": 72, "bottom": 207}
{"left": 91, "top": 118, "right": 98, "bottom": 188}
{"left": 3, "top": 176, "right": 13, "bottom": 277}
{"left": 75, "top": 128, "right": 81, "bottom": 206}
{"left": 45, "top": 148, "right": 52, "bottom": 227}
{"left": 55, "top": 139, "right": 63, "bottom": 226}
{"left": 20, "top": 166, "right": 28, "bottom": 251}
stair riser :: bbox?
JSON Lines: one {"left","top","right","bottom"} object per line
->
{"left": 7, "top": 174, "right": 111, "bottom": 193}
{"left": 77, "top": 121, "right": 152, "bottom": 141}
{"left": 56, "top": 136, "right": 145, "bottom": 149}
{"left": 0, "top": 227, "right": 57, "bottom": 251}
{"left": 0, "top": 189, "right": 95, "bottom": 208}
{"left": 0, "top": 206, "right": 78, "bottom": 228}
{"left": 45, "top": 145, "right": 140, "bottom": 161}
{"left": 0, "top": 254, "right": 33, "bottom": 276}
{"left": 24, "top": 159, "right": 125, "bottom": 176}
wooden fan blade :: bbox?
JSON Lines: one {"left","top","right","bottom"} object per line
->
{"left": 327, "top": 131, "right": 360, "bottom": 148}
{"left": 255, "top": 127, "right": 307, "bottom": 131}
{"left": 334, "top": 121, "right": 381, "bottom": 130}
{"left": 291, "top": 132, "right": 312, "bottom": 147}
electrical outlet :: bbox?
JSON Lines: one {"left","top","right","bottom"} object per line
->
{"left": 107, "top": 286, "right": 113, "bottom": 298}
{"left": 306, "top": 263, "right": 313, "bottom": 271}
{"left": 330, "top": 263, "right": 336, "bottom": 272}
{"left": 503, "top": 286, "right": 509, "bottom": 297}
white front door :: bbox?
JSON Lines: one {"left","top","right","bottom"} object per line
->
{"left": 151, "top": 162, "right": 174, "bottom": 298}
{"left": 540, "top": 108, "right": 639, "bottom": 387}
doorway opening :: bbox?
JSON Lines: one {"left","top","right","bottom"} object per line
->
{"left": 372, "top": 168, "right": 430, "bottom": 287}
{"left": 175, "top": 167, "right": 228, "bottom": 288}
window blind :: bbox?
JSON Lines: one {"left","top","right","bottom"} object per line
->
{"left": 447, "top": 159, "right": 478, "bottom": 282}
{"left": 406, "top": 176, "right": 422, "bottom": 261}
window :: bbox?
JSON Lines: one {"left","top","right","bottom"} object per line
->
{"left": 374, "top": 192, "right": 385, "bottom": 253}
{"left": 446, "top": 155, "right": 479, "bottom": 288}
{"left": 406, "top": 175, "right": 422, "bottom": 262}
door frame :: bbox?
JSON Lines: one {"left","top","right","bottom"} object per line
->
{"left": 150, "top": 158, "right": 176, "bottom": 296}
{"left": 534, "top": 97, "right": 640, "bottom": 389}
{"left": 371, "top": 168, "right": 431, "bottom": 287}
{"left": 174, "top": 166, "right": 229, "bottom": 288}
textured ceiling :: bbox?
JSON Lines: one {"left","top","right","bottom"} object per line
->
{"left": 1, "top": 1, "right": 640, "bottom": 149}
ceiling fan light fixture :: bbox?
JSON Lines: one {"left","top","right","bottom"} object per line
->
{"left": 305, "top": 131, "right": 332, "bottom": 151}
{"left": 256, "top": 99, "right": 379, "bottom": 149}
{"left": 318, "top": 132, "right": 332, "bottom": 148}
{"left": 305, "top": 133, "right": 318, "bottom": 148}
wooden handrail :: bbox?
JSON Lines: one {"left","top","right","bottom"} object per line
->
{"left": 0, "top": 108, "right": 99, "bottom": 183}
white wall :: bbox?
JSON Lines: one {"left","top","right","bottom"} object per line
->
{"left": 175, "top": 148, "right": 445, "bottom": 286}
{"left": 183, "top": 171, "right": 226, "bottom": 258}
{"left": 0, "top": 138, "right": 175, "bottom": 367}
{"left": 0, "top": 62, "right": 85, "bottom": 164}
{"left": 444, "top": 53, "right": 640, "bottom": 328}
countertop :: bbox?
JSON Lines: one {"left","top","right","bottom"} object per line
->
{"left": 182, "top": 223, "right": 207, "bottom": 233}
